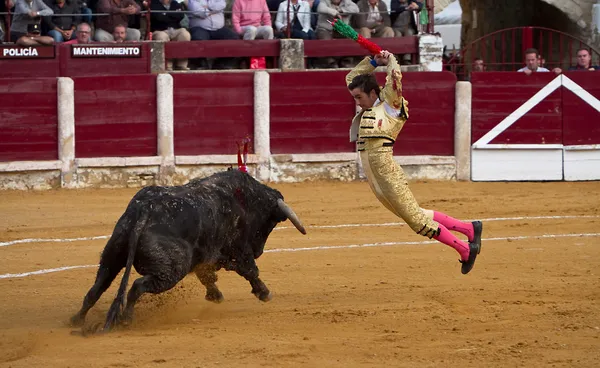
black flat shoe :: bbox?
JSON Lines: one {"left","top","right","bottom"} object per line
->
{"left": 460, "top": 241, "right": 480, "bottom": 274}
{"left": 471, "top": 221, "right": 483, "bottom": 254}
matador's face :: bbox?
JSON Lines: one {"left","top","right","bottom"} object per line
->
{"left": 350, "top": 88, "right": 379, "bottom": 110}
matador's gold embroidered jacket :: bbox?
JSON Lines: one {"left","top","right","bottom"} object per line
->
{"left": 346, "top": 55, "right": 409, "bottom": 146}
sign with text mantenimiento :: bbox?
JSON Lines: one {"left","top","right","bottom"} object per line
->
{"left": 71, "top": 45, "right": 142, "bottom": 58}
{"left": 0, "top": 46, "right": 55, "bottom": 59}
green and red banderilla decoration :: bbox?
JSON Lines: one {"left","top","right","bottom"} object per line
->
{"left": 329, "top": 18, "right": 382, "bottom": 55}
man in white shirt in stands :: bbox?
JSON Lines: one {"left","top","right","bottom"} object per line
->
{"left": 517, "top": 48, "right": 549, "bottom": 75}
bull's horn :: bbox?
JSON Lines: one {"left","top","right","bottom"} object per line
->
{"left": 277, "top": 199, "right": 307, "bottom": 235}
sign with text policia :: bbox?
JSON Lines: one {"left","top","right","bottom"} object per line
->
{"left": 0, "top": 46, "right": 55, "bottom": 59}
{"left": 70, "top": 45, "right": 142, "bottom": 58}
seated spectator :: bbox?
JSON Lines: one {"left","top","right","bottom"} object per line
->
{"left": 315, "top": 0, "right": 358, "bottom": 68}
{"left": 517, "top": 48, "right": 549, "bottom": 75}
{"left": 64, "top": 21, "right": 93, "bottom": 43}
{"left": 0, "top": 0, "right": 15, "bottom": 41}
{"left": 43, "top": 0, "right": 80, "bottom": 43}
{"left": 95, "top": 0, "right": 141, "bottom": 42}
{"left": 352, "top": 0, "right": 393, "bottom": 39}
{"left": 274, "top": 0, "right": 314, "bottom": 40}
{"left": 188, "top": 0, "right": 238, "bottom": 69}
{"left": 151, "top": 0, "right": 191, "bottom": 70}
{"left": 554, "top": 48, "right": 600, "bottom": 74}
{"left": 10, "top": 0, "right": 53, "bottom": 42}
{"left": 78, "top": 0, "right": 93, "bottom": 23}
{"left": 390, "top": 0, "right": 420, "bottom": 64}
{"left": 15, "top": 22, "right": 54, "bottom": 45}
{"left": 231, "top": 0, "right": 274, "bottom": 40}
{"left": 112, "top": 23, "right": 126, "bottom": 42}
{"left": 308, "top": 0, "right": 318, "bottom": 31}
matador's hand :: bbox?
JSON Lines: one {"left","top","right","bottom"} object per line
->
{"left": 374, "top": 50, "right": 391, "bottom": 66}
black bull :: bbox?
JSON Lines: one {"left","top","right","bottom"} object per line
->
{"left": 70, "top": 170, "right": 306, "bottom": 331}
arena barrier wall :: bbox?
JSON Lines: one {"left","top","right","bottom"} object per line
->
{"left": 0, "top": 70, "right": 460, "bottom": 190}
{"left": 470, "top": 72, "right": 600, "bottom": 181}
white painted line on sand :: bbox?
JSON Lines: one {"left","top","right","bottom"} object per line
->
{"left": 1, "top": 215, "right": 599, "bottom": 248}
{"left": 1, "top": 232, "right": 599, "bottom": 280}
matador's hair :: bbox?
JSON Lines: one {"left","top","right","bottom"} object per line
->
{"left": 348, "top": 74, "right": 381, "bottom": 97}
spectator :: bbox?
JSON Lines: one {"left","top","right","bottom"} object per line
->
{"left": 473, "top": 57, "right": 485, "bottom": 72}
{"left": 274, "top": 0, "right": 314, "bottom": 40}
{"left": 315, "top": 0, "right": 358, "bottom": 68}
{"left": 518, "top": 48, "right": 549, "bottom": 75}
{"left": 64, "top": 21, "right": 93, "bottom": 43}
{"left": 43, "top": 0, "right": 80, "bottom": 43}
{"left": 390, "top": 0, "right": 420, "bottom": 36}
{"left": 11, "top": 0, "right": 53, "bottom": 42}
{"left": 307, "top": 0, "right": 318, "bottom": 31}
{"left": 112, "top": 23, "right": 126, "bottom": 41}
{"left": 188, "top": 0, "right": 238, "bottom": 69}
{"left": 15, "top": 21, "right": 54, "bottom": 44}
{"left": 0, "top": 0, "right": 15, "bottom": 41}
{"left": 151, "top": 0, "right": 191, "bottom": 70}
{"left": 352, "top": 0, "right": 393, "bottom": 39}
{"left": 555, "top": 48, "right": 600, "bottom": 74}
{"left": 231, "top": 0, "right": 274, "bottom": 40}
{"left": 390, "top": 0, "right": 420, "bottom": 64}
{"left": 78, "top": 0, "right": 93, "bottom": 23}
{"left": 95, "top": 0, "right": 141, "bottom": 42}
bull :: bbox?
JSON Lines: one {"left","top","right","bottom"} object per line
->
{"left": 70, "top": 169, "right": 306, "bottom": 331}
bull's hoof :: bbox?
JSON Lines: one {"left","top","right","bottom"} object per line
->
{"left": 70, "top": 314, "right": 85, "bottom": 327}
{"left": 205, "top": 291, "right": 224, "bottom": 303}
{"left": 257, "top": 291, "right": 272, "bottom": 302}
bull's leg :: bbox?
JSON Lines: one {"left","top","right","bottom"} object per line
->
{"left": 194, "top": 264, "right": 224, "bottom": 303}
{"left": 234, "top": 260, "right": 272, "bottom": 302}
{"left": 121, "top": 271, "right": 187, "bottom": 325}
{"left": 70, "top": 264, "right": 123, "bottom": 327}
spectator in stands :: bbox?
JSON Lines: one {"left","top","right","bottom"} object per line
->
{"left": 95, "top": 0, "right": 141, "bottom": 42}
{"left": 11, "top": 0, "right": 53, "bottom": 42}
{"left": 78, "top": 0, "right": 93, "bottom": 23}
{"left": 188, "top": 0, "right": 238, "bottom": 69}
{"left": 43, "top": 0, "right": 80, "bottom": 42}
{"left": 231, "top": 0, "right": 274, "bottom": 40}
{"left": 517, "top": 48, "right": 549, "bottom": 75}
{"left": 64, "top": 21, "right": 93, "bottom": 43}
{"left": 15, "top": 21, "right": 54, "bottom": 44}
{"left": 473, "top": 57, "right": 485, "bottom": 72}
{"left": 554, "top": 48, "right": 600, "bottom": 74}
{"left": 151, "top": 0, "right": 191, "bottom": 70}
{"left": 112, "top": 23, "right": 126, "bottom": 41}
{"left": 352, "top": 0, "right": 393, "bottom": 40}
{"left": 390, "top": 0, "right": 420, "bottom": 64}
{"left": 315, "top": 0, "right": 358, "bottom": 68}
{"left": 274, "top": 0, "right": 314, "bottom": 40}
{"left": 0, "top": 0, "right": 15, "bottom": 41}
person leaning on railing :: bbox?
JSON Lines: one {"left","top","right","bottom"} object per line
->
{"left": 15, "top": 21, "right": 54, "bottom": 44}
{"left": 43, "top": 0, "right": 81, "bottom": 43}
{"left": 11, "top": 0, "right": 53, "bottom": 42}
{"left": 95, "top": 0, "right": 141, "bottom": 41}
{"left": 554, "top": 48, "right": 600, "bottom": 74}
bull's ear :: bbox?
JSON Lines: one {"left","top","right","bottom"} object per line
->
{"left": 277, "top": 199, "right": 306, "bottom": 235}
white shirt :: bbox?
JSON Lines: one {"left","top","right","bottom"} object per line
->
{"left": 517, "top": 66, "right": 549, "bottom": 72}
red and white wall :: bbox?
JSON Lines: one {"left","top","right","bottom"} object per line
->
{"left": 470, "top": 72, "right": 600, "bottom": 181}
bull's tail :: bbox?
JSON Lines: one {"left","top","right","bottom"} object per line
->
{"left": 103, "top": 206, "right": 150, "bottom": 331}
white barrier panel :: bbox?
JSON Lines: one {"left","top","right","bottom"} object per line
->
{"left": 471, "top": 146, "right": 563, "bottom": 181}
{"left": 564, "top": 145, "right": 600, "bottom": 181}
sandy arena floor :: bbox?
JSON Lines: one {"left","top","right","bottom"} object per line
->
{"left": 0, "top": 179, "right": 599, "bottom": 367}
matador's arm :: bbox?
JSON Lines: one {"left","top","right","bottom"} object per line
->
{"left": 345, "top": 56, "right": 376, "bottom": 87}
{"left": 380, "top": 54, "right": 404, "bottom": 110}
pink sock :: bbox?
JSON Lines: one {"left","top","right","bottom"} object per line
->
{"left": 434, "top": 225, "right": 470, "bottom": 261}
{"left": 433, "top": 211, "right": 474, "bottom": 241}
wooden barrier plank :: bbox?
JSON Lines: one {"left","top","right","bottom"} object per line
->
{"left": 165, "top": 40, "right": 280, "bottom": 59}
{"left": 303, "top": 37, "right": 418, "bottom": 57}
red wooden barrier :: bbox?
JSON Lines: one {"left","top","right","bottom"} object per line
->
{"left": 270, "top": 71, "right": 456, "bottom": 156}
{"left": 562, "top": 72, "right": 600, "bottom": 146}
{"left": 471, "top": 72, "right": 562, "bottom": 145}
{"left": 303, "top": 37, "right": 418, "bottom": 58}
{"left": 0, "top": 78, "right": 58, "bottom": 161}
{"left": 172, "top": 73, "right": 255, "bottom": 155}
{"left": 73, "top": 74, "right": 157, "bottom": 158}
